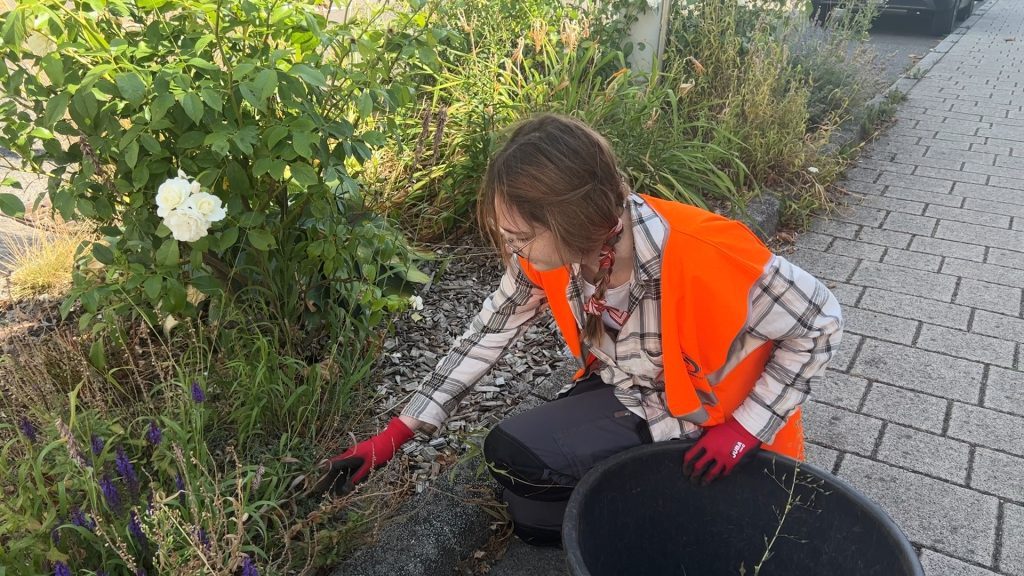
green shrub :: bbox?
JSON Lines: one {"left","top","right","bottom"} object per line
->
{"left": 0, "top": 0, "right": 437, "bottom": 355}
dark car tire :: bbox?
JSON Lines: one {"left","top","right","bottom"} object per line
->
{"left": 957, "top": 0, "right": 974, "bottom": 20}
{"left": 931, "top": 0, "right": 959, "bottom": 35}
{"left": 812, "top": 1, "right": 833, "bottom": 23}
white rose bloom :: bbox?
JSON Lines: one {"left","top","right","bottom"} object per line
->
{"left": 164, "top": 207, "right": 211, "bottom": 242}
{"left": 184, "top": 191, "right": 227, "bottom": 223}
{"left": 156, "top": 177, "right": 193, "bottom": 218}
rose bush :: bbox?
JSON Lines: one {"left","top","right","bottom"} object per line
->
{"left": 0, "top": 0, "right": 441, "bottom": 354}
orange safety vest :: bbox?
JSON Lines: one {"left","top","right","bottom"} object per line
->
{"left": 520, "top": 195, "right": 804, "bottom": 460}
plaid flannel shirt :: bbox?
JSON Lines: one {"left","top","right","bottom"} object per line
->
{"left": 402, "top": 194, "right": 844, "bottom": 443}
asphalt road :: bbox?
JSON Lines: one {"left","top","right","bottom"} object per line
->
{"left": 866, "top": 7, "right": 963, "bottom": 85}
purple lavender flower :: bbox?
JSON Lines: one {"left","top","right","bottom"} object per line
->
{"left": 175, "top": 473, "right": 186, "bottom": 506}
{"left": 91, "top": 434, "right": 105, "bottom": 456}
{"left": 145, "top": 421, "right": 162, "bottom": 446}
{"left": 18, "top": 416, "right": 37, "bottom": 443}
{"left": 241, "top": 555, "right": 259, "bottom": 576}
{"left": 128, "top": 510, "right": 147, "bottom": 548}
{"left": 100, "top": 475, "right": 121, "bottom": 513}
{"left": 70, "top": 507, "right": 96, "bottom": 531}
{"left": 136, "top": 569, "right": 147, "bottom": 576}
{"left": 191, "top": 381, "right": 206, "bottom": 403}
{"left": 197, "top": 527, "right": 210, "bottom": 550}
{"left": 53, "top": 561, "right": 71, "bottom": 576}
{"left": 51, "top": 519, "right": 61, "bottom": 544}
{"left": 115, "top": 446, "right": 139, "bottom": 492}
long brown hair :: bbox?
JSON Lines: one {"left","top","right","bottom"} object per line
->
{"left": 477, "top": 113, "right": 627, "bottom": 345}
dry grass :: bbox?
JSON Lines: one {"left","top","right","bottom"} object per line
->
{"left": 0, "top": 217, "right": 93, "bottom": 302}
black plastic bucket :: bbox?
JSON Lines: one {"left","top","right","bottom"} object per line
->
{"left": 563, "top": 442, "right": 923, "bottom": 576}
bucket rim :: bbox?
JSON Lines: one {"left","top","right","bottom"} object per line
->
{"left": 561, "top": 441, "right": 924, "bottom": 576}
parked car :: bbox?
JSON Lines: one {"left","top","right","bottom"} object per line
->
{"left": 813, "top": 0, "right": 974, "bottom": 35}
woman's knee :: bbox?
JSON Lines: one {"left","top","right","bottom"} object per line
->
{"left": 483, "top": 423, "right": 574, "bottom": 501}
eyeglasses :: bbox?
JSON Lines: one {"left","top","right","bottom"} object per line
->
{"left": 505, "top": 234, "right": 539, "bottom": 258}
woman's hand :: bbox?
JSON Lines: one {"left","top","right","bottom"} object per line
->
{"left": 682, "top": 419, "right": 761, "bottom": 485}
{"left": 308, "top": 417, "right": 416, "bottom": 497}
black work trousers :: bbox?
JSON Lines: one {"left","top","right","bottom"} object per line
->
{"left": 482, "top": 374, "right": 652, "bottom": 546}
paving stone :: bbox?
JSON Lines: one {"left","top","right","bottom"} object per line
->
{"left": 831, "top": 333, "right": 861, "bottom": 373}
{"left": 884, "top": 185, "right": 964, "bottom": 208}
{"left": 943, "top": 257, "right": 1024, "bottom": 288}
{"left": 860, "top": 288, "right": 972, "bottom": 330}
{"left": 813, "top": 370, "right": 868, "bottom": 410}
{"left": 917, "top": 324, "right": 1017, "bottom": 368}
{"left": 860, "top": 157, "right": 916, "bottom": 173}
{"left": 955, "top": 278, "right": 1023, "bottom": 317}
{"left": 881, "top": 247, "right": 942, "bottom": 272}
{"left": 913, "top": 164, "right": 990, "bottom": 185}
{"left": 878, "top": 171, "right": 956, "bottom": 194}
{"left": 855, "top": 194, "right": 925, "bottom": 215}
{"left": 949, "top": 403, "right": 1024, "bottom": 458}
{"left": 936, "top": 219, "right": 1024, "bottom": 252}
{"left": 1001, "top": 503, "right": 1024, "bottom": 575}
{"left": 845, "top": 166, "right": 883, "bottom": 183}
{"left": 862, "top": 382, "right": 949, "bottom": 434}
{"left": 970, "top": 448, "right": 1024, "bottom": 502}
{"left": 833, "top": 204, "right": 888, "bottom": 227}
{"left": 857, "top": 227, "right": 914, "bottom": 249}
{"left": 963, "top": 198, "right": 1024, "bottom": 219}
{"left": 925, "top": 204, "right": 1013, "bottom": 229}
{"left": 823, "top": 281, "right": 863, "bottom": 307}
{"left": 852, "top": 339, "right": 984, "bottom": 403}
{"left": 964, "top": 163, "right": 1024, "bottom": 181}
{"left": 808, "top": 218, "right": 859, "bottom": 239}
{"left": 917, "top": 137, "right": 972, "bottom": 152}
{"left": 926, "top": 146, "right": 997, "bottom": 166}
{"left": 883, "top": 212, "right": 939, "bottom": 236}
{"left": 804, "top": 442, "right": 839, "bottom": 474}
{"left": 895, "top": 152, "right": 963, "bottom": 171}
{"left": 954, "top": 182, "right": 1024, "bottom": 207}
{"left": 786, "top": 247, "right": 859, "bottom": 283}
{"left": 916, "top": 119, "right": 987, "bottom": 137}
{"left": 972, "top": 310, "right": 1024, "bottom": 347}
{"left": 841, "top": 179, "right": 885, "bottom": 196}
{"left": 837, "top": 455, "right": 999, "bottom": 565}
{"left": 984, "top": 366, "right": 1024, "bottom": 417}
{"left": 910, "top": 236, "right": 987, "bottom": 261}
{"left": 794, "top": 231, "right": 834, "bottom": 251}
{"left": 827, "top": 238, "right": 885, "bottom": 261}
{"left": 850, "top": 261, "right": 957, "bottom": 300}
{"left": 919, "top": 550, "right": 1000, "bottom": 576}
{"left": 971, "top": 142, "right": 1015, "bottom": 156}
{"left": 843, "top": 306, "right": 919, "bottom": 345}
{"left": 876, "top": 424, "right": 970, "bottom": 483}
{"left": 803, "top": 401, "right": 882, "bottom": 455}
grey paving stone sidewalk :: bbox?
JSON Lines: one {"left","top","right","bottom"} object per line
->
{"left": 792, "top": 0, "right": 1024, "bottom": 573}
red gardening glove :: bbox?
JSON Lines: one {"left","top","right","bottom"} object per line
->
{"left": 682, "top": 419, "right": 761, "bottom": 485}
{"left": 311, "top": 417, "right": 414, "bottom": 496}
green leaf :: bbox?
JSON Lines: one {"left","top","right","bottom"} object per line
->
{"left": 181, "top": 93, "right": 204, "bottom": 125}
{"left": 290, "top": 64, "right": 325, "bottom": 87}
{"left": 292, "top": 131, "right": 316, "bottom": 159}
{"left": 0, "top": 193, "right": 25, "bottom": 218}
{"left": 91, "top": 243, "right": 114, "bottom": 265}
{"left": 217, "top": 226, "right": 239, "bottom": 251}
{"left": 289, "top": 163, "right": 318, "bottom": 187}
{"left": 201, "top": 88, "right": 223, "bottom": 112}
{"left": 40, "top": 53, "right": 64, "bottom": 86}
{"left": 248, "top": 228, "right": 276, "bottom": 251}
{"left": 131, "top": 164, "right": 150, "bottom": 189}
{"left": 357, "top": 91, "right": 373, "bottom": 119}
{"left": 361, "top": 130, "right": 388, "bottom": 147}
{"left": 42, "top": 93, "right": 70, "bottom": 128}
{"left": 265, "top": 125, "right": 288, "bottom": 149}
{"left": 204, "top": 131, "right": 231, "bottom": 156}
{"left": 225, "top": 160, "right": 250, "bottom": 195}
{"left": 115, "top": 72, "right": 147, "bottom": 106}
{"left": 144, "top": 275, "right": 162, "bottom": 300}
{"left": 70, "top": 91, "right": 98, "bottom": 126}
{"left": 156, "top": 238, "right": 179, "bottom": 266}
{"left": 232, "top": 126, "right": 259, "bottom": 156}
{"left": 150, "top": 93, "right": 175, "bottom": 123}
{"left": 89, "top": 339, "right": 107, "bottom": 371}
{"left": 124, "top": 140, "right": 140, "bottom": 169}
{"left": 254, "top": 68, "right": 278, "bottom": 104}
{"left": 236, "top": 211, "right": 265, "bottom": 228}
